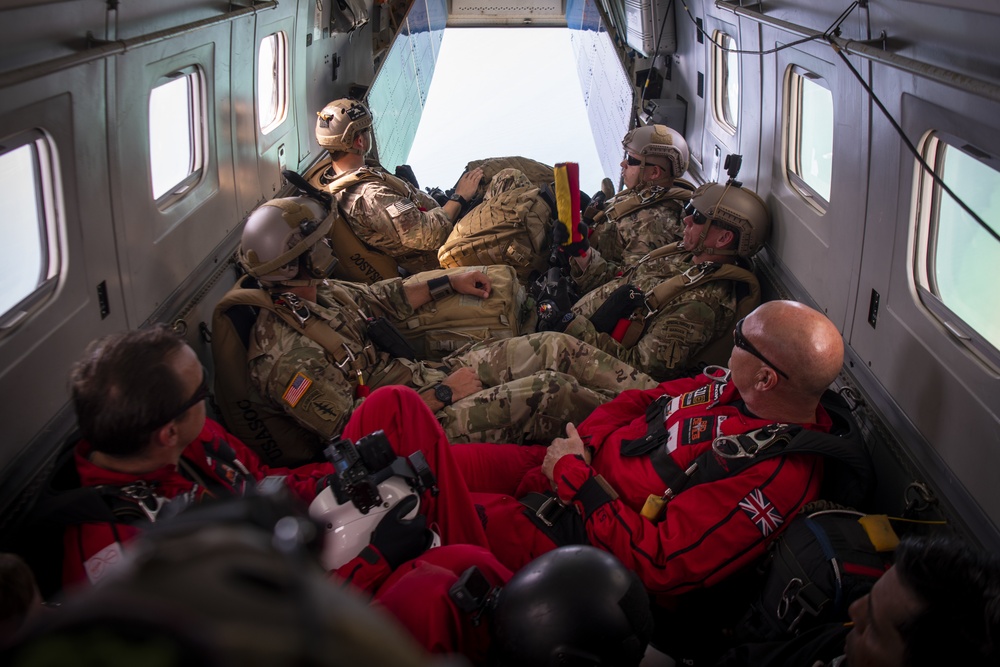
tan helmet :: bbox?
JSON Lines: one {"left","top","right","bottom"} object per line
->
{"left": 315, "top": 99, "right": 373, "bottom": 154}
{"left": 686, "top": 182, "right": 771, "bottom": 258}
{"left": 621, "top": 124, "right": 689, "bottom": 179}
{"left": 239, "top": 196, "right": 337, "bottom": 284}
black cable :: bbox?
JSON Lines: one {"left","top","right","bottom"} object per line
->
{"left": 829, "top": 41, "right": 1000, "bottom": 244}
{"left": 639, "top": 0, "right": 675, "bottom": 108}
{"left": 679, "top": 0, "right": 827, "bottom": 56}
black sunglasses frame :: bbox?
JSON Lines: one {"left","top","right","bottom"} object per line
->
{"left": 683, "top": 202, "right": 713, "bottom": 225}
{"left": 151, "top": 365, "right": 209, "bottom": 430}
{"left": 733, "top": 319, "right": 790, "bottom": 379}
{"left": 625, "top": 154, "right": 643, "bottom": 166}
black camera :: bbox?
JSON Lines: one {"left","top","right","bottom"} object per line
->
{"left": 449, "top": 566, "right": 501, "bottom": 625}
{"left": 322, "top": 430, "right": 437, "bottom": 514}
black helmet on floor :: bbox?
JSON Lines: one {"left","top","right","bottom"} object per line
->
{"left": 490, "top": 546, "right": 653, "bottom": 667}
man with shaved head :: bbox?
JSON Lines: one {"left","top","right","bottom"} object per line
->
{"left": 392, "top": 300, "right": 869, "bottom": 602}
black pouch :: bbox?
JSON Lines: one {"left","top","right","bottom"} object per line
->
{"left": 366, "top": 317, "right": 417, "bottom": 360}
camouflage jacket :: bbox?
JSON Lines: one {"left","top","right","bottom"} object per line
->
{"left": 586, "top": 184, "right": 686, "bottom": 278}
{"left": 331, "top": 166, "right": 451, "bottom": 273}
{"left": 565, "top": 249, "right": 737, "bottom": 382}
{"left": 247, "top": 280, "right": 446, "bottom": 439}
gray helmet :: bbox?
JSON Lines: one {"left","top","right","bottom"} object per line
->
{"left": 315, "top": 99, "right": 373, "bottom": 154}
{"left": 491, "top": 546, "right": 653, "bottom": 667}
{"left": 239, "top": 196, "right": 337, "bottom": 284}
{"left": 686, "top": 182, "right": 771, "bottom": 257}
{"left": 622, "top": 124, "right": 689, "bottom": 179}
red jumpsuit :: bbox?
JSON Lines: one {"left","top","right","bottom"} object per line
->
{"left": 452, "top": 376, "right": 832, "bottom": 601}
{"left": 64, "top": 388, "right": 489, "bottom": 589}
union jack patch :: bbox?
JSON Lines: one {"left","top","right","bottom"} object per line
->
{"left": 282, "top": 372, "right": 313, "bottom": 407}
{"left": 738, "top": 488, "right": 784, "bottom": 537}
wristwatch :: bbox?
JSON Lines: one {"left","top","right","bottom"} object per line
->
{"left": 447, "top": 193, "right": 468, "bottom": 207}
{"left": 427, "top": 276, "right": 455, "bottom": 301}
{"left": 433, "top": 383, "right": 453, "bottom": 406}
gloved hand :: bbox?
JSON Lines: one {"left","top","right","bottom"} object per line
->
{"left": 582, "top": 190, "right": 608, "bottom": 225}
{"left": 589, "top": 284, "right": 645, "bottom": 335}
{"left": 552, "top": 220, "right": 590, "bottom": 259}
{"left": 536, "top": 279, "right": 577, "bottom": 333}
{"left": 369, "top": 495, "right": 432, "bottom": 570}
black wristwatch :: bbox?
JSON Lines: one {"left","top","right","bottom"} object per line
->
{"left": 447, "top": 193, "right": 468, "bottom": 207}
{"left": 427, "top": 276, "right": 454, "bottom": 301}
{"left": 433, "top": 383, "right": 453, "bottom": 406}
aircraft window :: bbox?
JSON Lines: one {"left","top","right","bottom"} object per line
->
{"left": 712, "top": 31, "right": 739, "bottom": 134}
{"left": 916, "top": 135, "right": 1000, "bottom": 360}
{"left": 0, "top": 134, "right": 59, "bottom": 329}
{"left": 149, "top": 68, "right": 205, "bottom": 202}
{"left": 258, "top": 31, "right": 288, "bottom": 135}
{"left": 786, "top": 68, "right": 833, "bottom": 208}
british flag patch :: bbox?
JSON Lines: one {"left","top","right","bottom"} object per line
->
{"left": 738, "top": 488, "right": 784, "bottom": 537}
{"left": 282, "top": 372, "right": 312, "bottom": 407}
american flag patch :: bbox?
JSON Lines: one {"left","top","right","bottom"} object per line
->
{"left": 738, "top": 488, "right": 784, "bottom": 537}
{"left": 282, "top": 372, "right": 312, "bottom": 407}
{"left": 386, "top": 200, "right": 415, "bottom": 218}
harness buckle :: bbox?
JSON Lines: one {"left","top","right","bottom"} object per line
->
{"left": 534, "top": 496, "right": 568, "bottom": 527}
{"left": 712, "top": 423, "right": 793, "bottom": 459}
{"left": 275, "top": 292, "right": 311, "bottom": 326}
{"left": 119, "top": 481, "right": 168, "bottom": 522}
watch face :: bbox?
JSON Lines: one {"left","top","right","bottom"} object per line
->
{"left": 434, "top": 383, "right": 453, "bottom": 405}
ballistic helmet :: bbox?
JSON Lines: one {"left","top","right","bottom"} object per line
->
{"left": 239, "top": 197, "right": 337, "bottom": 285}
{"left": 490, "top": 546, "right": 653, "bottom": 667}
{"left": 316, "top": 99, "right": 373, "bottom": 154}
{"left": 686, "top": 181, "right": 771, "bottom": 257}
{"left": 622, "top": 124, "right": 689, "bottom": 179}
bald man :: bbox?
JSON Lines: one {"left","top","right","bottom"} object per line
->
{"left": 381, "top": 301, "right": 863, "bottom": 602}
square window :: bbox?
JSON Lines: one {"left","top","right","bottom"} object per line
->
{"left": 258, "top": 31, "right": 289, "bottom": 135}
{"left": 149, "top": 69, "right": 205, "bottom": 201}
{"left": 786, "top": 68, "right": 833, "bottom": 207}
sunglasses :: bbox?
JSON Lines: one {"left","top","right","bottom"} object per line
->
{"left": 625, "top": 154, "right": 643, "bottom": 166}
{"left": 683, "top": 202, "right": 713, "bottom": 225}
{"left": 152, "top": 365, "right": 209, "bottom": 429}
{"left": 733, "top": 318, "right": 789, "bottom": 379}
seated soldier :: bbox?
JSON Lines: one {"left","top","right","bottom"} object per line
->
{"left": 717, "top": 534, "right": 1000, "bottom": 667}
{"left": 558, "top": 124, "right": 692, "bottom": 271}
{"left": 312, "top": 98, "right": 482, "bottom": 274}
{"left": 538, "top": 181, "right": 770, "bottom": 381}
{"left": 61, "top": 326, "right": 491, "bottom": 588}
{"left": 236, "top": 197, "right": 656, "bottom": 457}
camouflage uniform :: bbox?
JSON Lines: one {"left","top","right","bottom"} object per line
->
{"left": 331, "top": 166, "right": 451, "bottom": 274}
{"left": 248, "top": 279, "right": 656, "bottom": 449}
{"left": 585, "top": 185, "right": 686, "bottom": 281}
{"left": 564, "top": 247, "right": 738, "bottom": 382}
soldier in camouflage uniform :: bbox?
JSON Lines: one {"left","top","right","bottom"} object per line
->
{"left": 238, "top": 197, "right": 656, "bottom": 454}
{"left": 571, "top": 125, "right": 693, "bottom": 276}
{"left": 314, "top": 99, "right": 483, "bottom": 274}
{"left": 539, "top": 182, "right": 771, "bottom": 382}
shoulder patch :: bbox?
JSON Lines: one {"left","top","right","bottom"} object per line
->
{"left": 282, "top": 372, "right": 313, "bottom": 407}
{"left": 386, "top": 199, "right": 416, "bottom": 218}
{"left": 85, "top": 542, "right": 125, "bottom": 585}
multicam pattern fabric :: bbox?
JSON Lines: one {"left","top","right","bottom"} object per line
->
{"left": 330, "top": 166, "right": 451, "bottom": 273}
{"left": 565, "top": 250, "right": 738, "bottom": 382}
{"left": 587, "top": 185, "right": 686, "bottom": 276}
{"left": 248, "top": 281, "right": 656, "bottom": 449}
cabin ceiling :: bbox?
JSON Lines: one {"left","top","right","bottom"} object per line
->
{"left": 446, "top": 0, "right": 569, "bottom": 27}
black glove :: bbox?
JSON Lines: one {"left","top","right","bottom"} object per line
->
{"left": 589, "top": 284, "right": 645, "bottom": 335}
{"left": 395, "top": 164, "right": 420, "bottom": 189}
{"left": 536, "top": 279, "right": 577, "bottom": 333}
{"left": 369, "top": 495, "right": 431, "bottom": 569}
{"left": 582, "top": 190, "right": 608, "bottom": 225}
{"left": 552, "top": 220, "right": 590, "bottom": 259}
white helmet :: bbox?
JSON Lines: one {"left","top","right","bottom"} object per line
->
{"left": 239, "top": 196, "right": 337, "bottom": 285}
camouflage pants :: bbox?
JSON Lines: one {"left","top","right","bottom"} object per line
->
{"left": 438, "top": 332, "right": 656, "bottom": 444}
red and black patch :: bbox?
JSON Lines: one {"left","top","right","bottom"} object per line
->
{"left": 681, "top": 385, "right": 712, "bottom": 408}
{"left": 681, "top": 416, "right": 716, "bottom": 446}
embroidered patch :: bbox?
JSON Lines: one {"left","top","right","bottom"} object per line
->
{"left": 681, "top": 385, "right": 712, "bottom": 408}
{"left": 386, "top": 200, "right": 416, "bottom": 218}
{"left": 85, "top": 542, "right": 125, "bottom": 584}
{"left": 282, "top": 372, "right": 312, "bottom": 407}
{"left": 681, "top": 416, "right": 715, "bottom": 445}
{"left": 739, "top": 488, "right": 784, "bottom": 537}
{"left": 312, "top": 399, "right": 341, "bottom": 422}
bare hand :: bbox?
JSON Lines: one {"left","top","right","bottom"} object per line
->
{"left": 454, "top": 167, "right": 484, "bottom": 200}
{"left": 443, "top": 366, "right": 482, "bottom": 402}
{"left": 449, "top": 270, "right": 491, "bottom": 299}
{"left": 542, "top": 422, "right": 588, "bottom": 484}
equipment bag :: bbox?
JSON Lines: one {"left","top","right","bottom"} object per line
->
{"left": 437, "top": 185, "right": 554, "bottom": 283}
{"left": 400, "top": 265, "right": 527, "bottom": 361}
{"left": 733, "top": 509, "right": 893, "bottom": 642}
{"left": 464, "top": 155, "right": 555, "bottom": 202}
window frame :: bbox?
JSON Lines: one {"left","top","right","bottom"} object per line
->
{"left": 913, "top": 130, "right": 1000, "bottom": 370}
{"left": 257, "top": 30, "right": 289, "bottom": 136}
{"left": 149, "top": 65, "right": 206, "bottom": 208}
{"left": 711, "top": 30, "right": 739, "bottom": 135}
{"left": 0, "top": 130, "right": 61, "bottom": 332}
{"left": 784, "top": 65, "right": 833, "bottom": 214}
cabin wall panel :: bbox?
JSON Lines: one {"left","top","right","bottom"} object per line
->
{"left": 0, "top": 2, "right": 106, "bottom": 74}
{"left": 110, "top": 24, "right": 239, "bottom": 327}
{"left": 670, "top": 0, "right": 706, "bottom": 169}
{"left": 850, "top": 69, "right": 1000, "bottom": 534}
{"left": 0, "top": 60, "right": 127, "bottom": 475}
